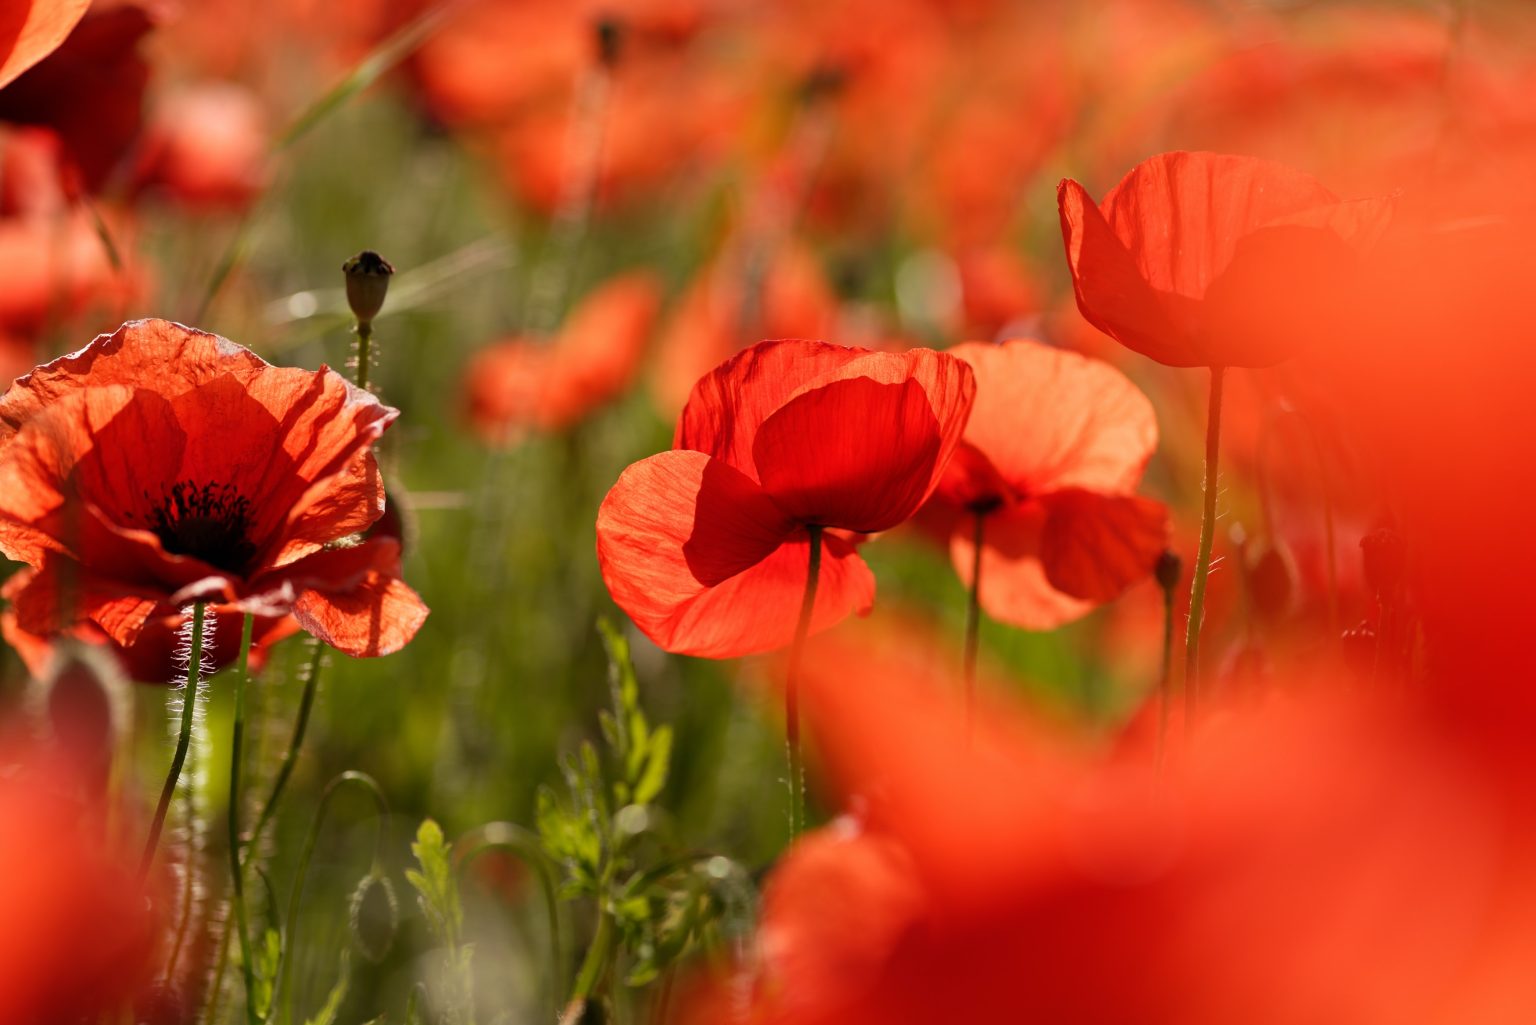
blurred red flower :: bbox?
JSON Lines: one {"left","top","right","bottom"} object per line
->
{"left": 1057, "top": 150, "right": 1387, "bottom": 368}
{"left": 0, "top": 318, "right": 428, "bottom": 658}
{"left": 0, "top": 0, "right": 89, "bottom": 89}
{"left": 0, "top": 1, "right": 154, "bottom": 192}
{"left": 919, "top": 338, "right": 1166, "bottom": 628}
{"left": 597, "top": 339, "right": 974, "bottom": 657}
{"left": 464, "top": 271, "right": 661, "bottom": 442}
{"left": 0, "top": 735, "right": 162, "bottom": 1023}
{"left": 131, "top": 81, "right": 270, "bottom": 211}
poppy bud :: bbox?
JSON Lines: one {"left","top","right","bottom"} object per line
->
{"left": 33, "top": 641, "right": 127, "bottom": 794}
{"left": 1154, "top": 550, "right": 1182, "bottom": 594}
{"left": 342, "top": 250, "right": 394, "bottom": 327}
{"left": 349, "top": 871, "right": 398, "bottom": 964}
{"left": 1359, "top": 526, "right": 1405, "bottom": 599}
{"left": 1245, "top": 544, "right": 1295, "bottom": 625}
{"left": 593, "top": 14, "right": 624, "bottom": 67}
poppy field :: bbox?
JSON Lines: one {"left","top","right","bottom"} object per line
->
{"left": 6, "top": 0, "right": 1536, "bottom": 1022}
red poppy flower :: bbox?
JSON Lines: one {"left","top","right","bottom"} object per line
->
{"left": 0, "top": 0, "right": 89, "bottom": 90}
{"left": 464, "top": 271, "right": 661, "bottom": 442}
{"left": 0, "top": 2, "right": 154, "bottom": 192}
{"left": 919, "top": 338, "right": 1166, "bottom": 629}
{"left": 597, "top": 338, "right": 975, "bottom": 658}
{"left": 131, "top": 82, "right": 270, "bottom": 211}
{"left": 0, "top": 318, "right": 428, "bottom": 659}
{"left": 1057, "top": 150, "right": 1388, "bottom": 368}
{"left": 1, "top": 578, "right": 299, "bottom": 683}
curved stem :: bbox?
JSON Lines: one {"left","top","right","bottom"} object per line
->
{"left": 962, "top": 510, "right": 985, "bottom": 741}
{"left": 785, "top": 525, "right": 824, "bottom": 840}
{"left": 277, "top": 770, "right": 390, "bottom": 1025}
{"left": 245, "top": 639, "right": 325, "bottom": 857}
{"left": 139, "top": 602, "right": 207, "bottom": 882}
{"left": 227, "top": 613, "right": 259, "bottom": 1025}
{"left": 454, "top": 822, "right": 566, "bottom": 1022}
{"left": 1184, "top": 366, "right": 1226, "bottom": 716}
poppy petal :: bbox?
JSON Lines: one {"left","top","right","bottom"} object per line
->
{"left": 7, "top": 554, "right": 161, "bottom": 648}
{"left": 0, "top": 0, "right": 91, "bottom": 91}
{"left": 947, "top": 339, "right": 1158, "bottom": 497}
{"left": 1058, "top": 177, "right": 1194, "bottom": 367}
{"left": 293, "top": 572, "right": 428, "bottom": 659}
{"left": 675, "top": 339, "right": 865, "bottom": 478}
{"left": 597, "top": 450, "right": 873, "bottom": 657}
{"left": 952, "top": 501, "right": 1091, "bottom": 630}
{"left": 1038, "top": 489, "right": 1168, "bottom": 603}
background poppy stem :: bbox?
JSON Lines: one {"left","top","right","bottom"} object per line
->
{"left": 1158, "top": 567, "right": 1177, "bottom": 766}
{"left": 138, "top": 601, "right": 207, "bottom": 883}
{"left": 785, "top": 525, "right": 824, "bottom": 839}
{"left": 1184, "top": 366, "right": 1226, "bottom": 715}
{"left": 227, "top": 612, "right": 259, "bottom": 1025}
{"left": 963, "top": 510, "right": 986, "bottom": 740}
{"left": 245, "top": 639, "right": 325, "bottom": 857}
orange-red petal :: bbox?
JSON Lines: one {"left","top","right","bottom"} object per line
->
{"left": 1038, "top": 489, "right": 1168, "bottom": 603}
{"left": 0, "top": 0, "right": 90, "bottom": 90}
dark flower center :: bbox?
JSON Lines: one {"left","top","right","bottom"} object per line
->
{"left": 146, "top": 480, "right": 256, "bottom": 575}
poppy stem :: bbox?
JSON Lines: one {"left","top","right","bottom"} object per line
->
{"left": 785, "top": 525, "right": 824, "bottom": 840}
{"left": 1157, "top": 562, "right": 1178, "bottom": 768}
{"left": 963, "top": 510, "right": 986, "bottom": 741}
{"left": 138, "top": 601, "right": 207, "bottom": 883}
{"left": 1184, "top": 366, "right": 1227, "bottom": 717}
{"left": 354, "top": 320, "right": 374, "bottom": 392}
{"left": 227, "top": 613, "right": 259, "bottom": 1025}
{"left": 244, "top": 638, "right": 325, "bottom": 857}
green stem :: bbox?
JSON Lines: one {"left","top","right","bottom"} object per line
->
{"left": 561, "top": 893, "right": 616, "bottom": 1025}
{"left": 785, "top": 525, "right": 824, "bottom": 841}
{"left": 139, "top": 602, "right": 207, "bottom": 882}
{"left": 1184, "top": 366, "right": 1226, "bottom": 716}
{"left": 353, "top": 321, "right": 373, "bottom": 392}
{"left": 277, "top": 771, "right": 390, "bottom": 1025}
{"left": 245, "top": 639, "right": 325, "bottom": 857}
{"left": 228, "top": 613, "right": 259, "bottom": 1024}
{"left": 962, "top": 510, "right": 985, "bottom": 740}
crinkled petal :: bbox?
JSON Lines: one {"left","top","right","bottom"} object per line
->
{"left": 597, "top": 450, "right": 873, "bottom": 658}
{"left": 947, "top": 339, "right": 1158, "bottom": 497}
{"left": 293, "top": 573, "right": 428, "bottom": 658}
{"left": 1039, "top": 489, "right": 1168, "bottom": 604}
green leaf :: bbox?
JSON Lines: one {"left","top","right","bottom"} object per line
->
{"left": 302, "top": 950, "right": 352, "bottom": 1025}
{"left": 251, "top": 926, "right": 281, "bottom": 1020}
{"left": 406, "top": 818, "right": 462, "bottom": 945}
{"left": 634, "top": 725, "right": 672, "bottom": 806}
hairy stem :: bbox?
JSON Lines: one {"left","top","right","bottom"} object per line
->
{"left": 139, "top": 602, "right": 207, "bottom": 882}
{"left": 1184, "top": 366, "right": 1226, "bottom": 715}
{"left": 227, "top": 613, "right": 259, "bottom": 1024}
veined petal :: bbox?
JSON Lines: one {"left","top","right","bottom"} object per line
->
{"left": 1039, "top": 489, "right": 1168, "bottom": 604}
{"left": 947, "top": 339, "right": 1158, "bottom": 497}
{"left": 597, "top": 450, "right": 872, "bottom": 658}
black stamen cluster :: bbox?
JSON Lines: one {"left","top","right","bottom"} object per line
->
{"left": 146, "top": 480, "right": 257, "bottom": 575}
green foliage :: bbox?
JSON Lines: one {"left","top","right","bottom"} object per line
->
{"left": 252, "top": 927, "right": 281, "bottom": 1023}
{"left": 406, "top": 819, "right": 476, "bottom": 1025}
{"left": 302, "top": 951, "right": 351, "bottom": 1025}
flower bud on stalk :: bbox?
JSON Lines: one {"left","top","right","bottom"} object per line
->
{"left": 343, "top": 250, "right": 394, "bottom": 393}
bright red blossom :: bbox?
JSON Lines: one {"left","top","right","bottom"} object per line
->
{"left": 597, "top": 339, "right": 975, "bottom": 658}
{"left": 1058, "top": 150, "right": 1387, "bottom": 368}
{"left": 921, "top": 338, "right": 1166, "bottom": 629}
{"left": 0, "top": 319, "right": 427, "bottom": 660}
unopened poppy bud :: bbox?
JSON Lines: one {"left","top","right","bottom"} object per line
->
{"left": 349, "top": 871, "right": 398, "bottom": 963}
{"left": 33, "top": 641, "right": 128, "bottom": 793}
{"left": 1154, "top": 550, "right": 1182, "bottom": 593}
{"left": 342, "top": 250, "right": 394, "bottom": 326}
{"left": 1359, "top": 526, "right": 1405, "bottom": 598}
{"left": 1246, "top": 544, "right": 1295, "bottom": 624}
{"left": 593, "top": 14, "right": 624, "bottom": 67}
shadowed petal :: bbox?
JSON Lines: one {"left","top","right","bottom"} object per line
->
{"left": 952, "top": 501, "right": 1091, "bottom": 631}
{"left": 1039, "top": 489, "right": 1168, "bottom": 603}
{"left": 598, "top": 450, "right": 873, "bottom": 658}
{"left": 0, "top": 0, "right": 91, "bottom": 90}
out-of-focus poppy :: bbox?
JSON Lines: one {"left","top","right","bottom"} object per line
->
{"left": 464, "top": 271, "right": 661, "bottom": 442}
{"left": 919, "top": 338, "right": 1165, "bottom": 629}
{"left": 0, "top": 0, "right": 90, "bottom": 90}
{"left": 1, "top": 580, "right": 299, "bottom": 684}
{"left": 0, "top": 1, "right": 154, "bottom": 192}
{"left": 131, "top": 81, "right": 269, "bottom": 210}
{"left": 597, "top": 339, "right": 974, "bottom": 657}
{"left": 0, "top": 735, "right": 163, "bottom": 1023}
{"left": 0, "top": 318, "right": 428, "bottom": 657}
{"left": 1057, "top": 150, "right": 1387, "bottom": 368}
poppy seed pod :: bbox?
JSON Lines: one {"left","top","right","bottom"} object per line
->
{"left": 1359, "top": 526, "right": 1406, "bottom": 600}
{"left": 593, "top": 14, "right": 623, "bottom": 67}
{"left": 349, "top": 872, "right": 398, "bottom": 964}
{"left": 342, "top": 250, "right": 394, "bottom": 326}
{"left": 1155, "top": 550, "right": 1183, "bottom": 593}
